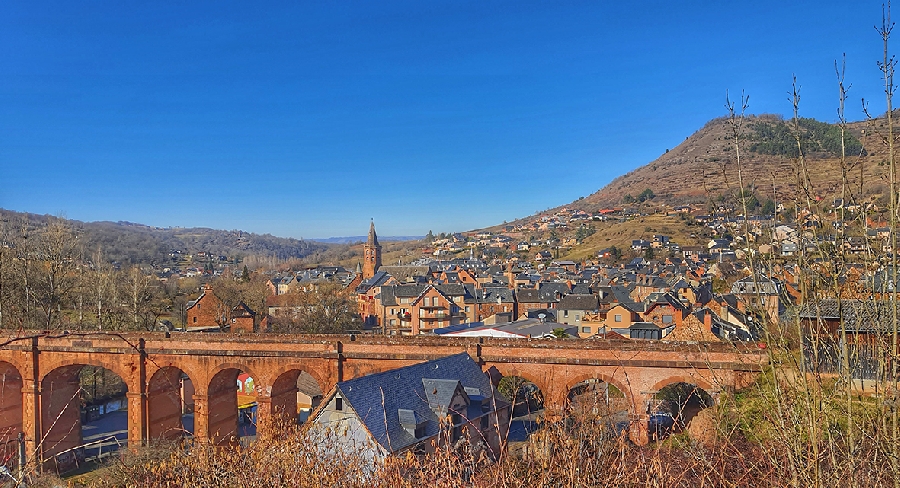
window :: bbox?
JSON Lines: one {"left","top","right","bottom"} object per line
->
{"left": 465, "top": 306, "right": 470, "bottom": 313}
{"left": 335, "top": 397, "right": 343, "bottom": 411}
{"left": 193, "top": 316, "right": 197, "bottom": 324}
{"left": 450, "top": 413, "right": 462, "bottom": 442}
{"left": 390, "top": 319, "right": 397, "bottom": 326}
{"left": 662, "top": 315, "right": 673, "bottom": 324}
{"left": 581, "top": 326, "right": 591, "bottom": 333}
{"left": 563, "top": 310, "right": 569, "bottom": 318}
{"left": 614, "top": 314, "right": 622, "bottom": 322}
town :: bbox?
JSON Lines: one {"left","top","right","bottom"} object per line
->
{"left": 3, "top": 2, "right": 900, "bottom": 485}
{"left": 1, "top": 184, "right": 896, "bottom": 485}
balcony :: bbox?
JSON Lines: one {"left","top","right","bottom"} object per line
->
{"left": 419, "top": 310, "right": 449, "bottom": 320}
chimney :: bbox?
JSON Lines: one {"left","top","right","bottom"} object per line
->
{"left": 703, "top": 310, "right": 713, "bottom": 331}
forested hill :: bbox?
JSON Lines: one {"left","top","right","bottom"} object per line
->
{"left": 0, "top": 209, "right": 330, "bottom": 266}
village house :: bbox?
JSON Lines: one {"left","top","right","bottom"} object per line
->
{"left": 308, "top": 353, "right": 510, "bottom": 468}
{"left": 378, "top": 284, "right": 466, "bottom": 335}
{"left": 632, "top": 239, "right": 651, "bottom": 251}
{"left": 730, "top": 276, "right": 782, "bottom": 323}
{"left": 464, "top": 286, "right": 515, "bottom": 323}
{"left": 266, "top": 275, "right": 296, "bottom": 296}
{"left": 185, "top": 284, "right": 259, "bottom": 332}
{"left": 515, "top": 282, "right": 568, "bottom": 316}
{"left": 557, "top": 294, "right": 600, "bottom": 334}
{"left": 640, "top": 292, "right": 688, "bottom": 330}
{"left": 604, "top": 302, "right": 640, "bottom": 335}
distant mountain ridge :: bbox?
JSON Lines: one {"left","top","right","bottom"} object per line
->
{"left": 0, "top": 209, "right": 331, "bottom": 265}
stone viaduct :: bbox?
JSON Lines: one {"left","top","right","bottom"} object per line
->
{"left": 0, "top": 331, "right": 767, "bottom": 469}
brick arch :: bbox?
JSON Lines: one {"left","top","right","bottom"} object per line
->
{"left": 205, "top": 364, "right": 258, "bottom": 446}
{"left": 565, "top": 373, "right": 638, "bottom": 414}
{"left": 147, "top": 366, "right": 194, "bottom": 440}
{"left": 0, "top": 359, "right": 24, "bottom": 383}
{"left": 39, "top": 356, "right": 134, "bottom": 389}
{"left": 208, "top": 362, "right": 260, "bottom": 394}
{"left": 148, "top": 365, "right": 191, "bottom": 390}
{"left": 264, "top": 362, "right": 332, "bottom": 397}
{"left": 0, "top": 356, "right": 28, "bottom": 382}
{"left": 145, "top": 359, "right": 202, "bottom": 394}
{"left": 40, "top": 362, "right": 132, "bottom": 464}
{"left": 0, "top": 360, "right": 24, "bottom": 443}
{"left": 260, "top": 367, "right": 312, "bottom": 426}
{"left": 270, "top": 369, "right": 300, "bottom": 394}
{"left": 649, "top": 375, "right": 717, "bottom": 396}
{"left": 486, "top": 365, "right": 548, "bottom": 400}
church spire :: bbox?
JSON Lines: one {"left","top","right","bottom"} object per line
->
{"left": 368, "top": 219, "right": 379, "bottom": 247}
{"left": 363, "top": 220, "right": 382, "bottom": 279}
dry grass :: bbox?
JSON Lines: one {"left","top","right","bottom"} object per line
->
{"left": 33, "top": 374, "right": 894, "bottom": 488}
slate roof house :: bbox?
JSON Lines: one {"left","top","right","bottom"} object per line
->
{"left": 557, "top": 294, "right": 600, "bottom": 330}
{"left": 308, "top": 353, "right": 510, "bottom": 468}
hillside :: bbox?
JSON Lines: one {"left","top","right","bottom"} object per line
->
{"left": 573, "top": 114, "right": 883, "bottom": 211}
{"left": 464, "top": 114, "right": 898, "bottom": 263}
{"left": 0, "top": 209, "right": 333, "bottom": 266}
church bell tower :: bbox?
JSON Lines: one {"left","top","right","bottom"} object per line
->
{"left": 363, "top": 220, "right": 382, "bottom": 279}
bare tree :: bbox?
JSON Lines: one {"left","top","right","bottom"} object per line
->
{"left": 30, "top": 218, "right": 79, "bottom": 330}
{"left": 268, "top": 282, "right": 361, "bottom": 334}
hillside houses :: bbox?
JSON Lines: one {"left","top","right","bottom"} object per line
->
{"left": 174, "top": 216, "right": 825, "bottom": 345}
{"left": 352, "top": 253, "right": 767, "bottom": 343}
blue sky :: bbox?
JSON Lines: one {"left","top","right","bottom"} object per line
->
{"left": 0, "top": 1, "right": 891, "bottom": 238}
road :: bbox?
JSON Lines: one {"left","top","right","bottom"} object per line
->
{"left": 80, "top": 410, "right": 128, "bottom": 461}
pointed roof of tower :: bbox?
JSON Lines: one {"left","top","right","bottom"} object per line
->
{"left": 368, "top": 220, "right": 380, "bottom": 247}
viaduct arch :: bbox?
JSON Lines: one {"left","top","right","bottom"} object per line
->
{"left": 0, "top": 332, "right": 766, "bottom": 469}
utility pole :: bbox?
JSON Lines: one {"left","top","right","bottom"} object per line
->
{"left": 17, "top": 432, "right": 25, "bottom": 481}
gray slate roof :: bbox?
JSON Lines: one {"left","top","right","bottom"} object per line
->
{"left": 557, "top": 294, "right": 600, "bottom": 311}
{"left": 328, "top": 353, "right": 505, "bottom": 454}
{"left": 798, "top": 299, "right": 900, "bottom": 332}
